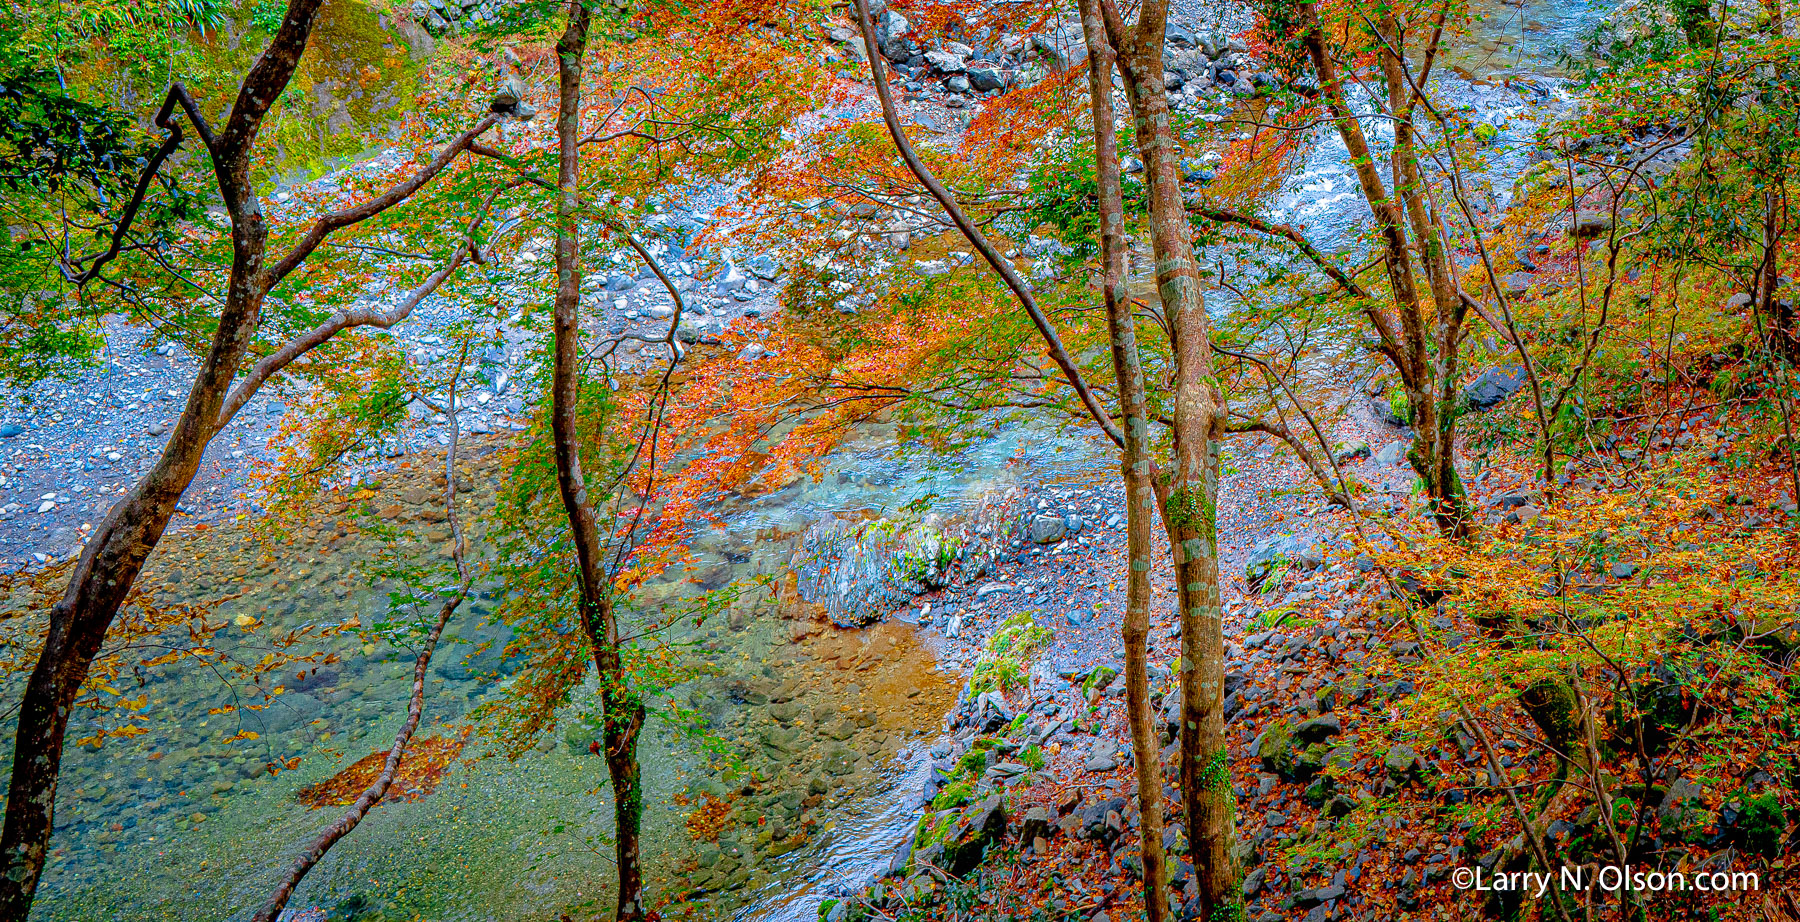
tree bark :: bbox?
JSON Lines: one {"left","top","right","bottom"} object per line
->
{"left": 547, "top": 3, "right": 647, "bottom": 918}
{"left": 1295, "top": 1, "right": 1473, "bottom": 537}
{"left": 1077, "top": 3, "right": 1167, "bottom": 918}
{"left": 1104, "top": 0, "right": 1241, "bottom": 912}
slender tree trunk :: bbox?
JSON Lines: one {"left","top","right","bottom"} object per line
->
{"left": 547, "top": 3, "right": 647, "bottom": 917}
{"left": 0, "top": 5, "right": 328, "bottom": 914}
{"left": 1106, "top": 0, "right": 1240, "bottom": 912}
{"left": 1077, "top": 3, "right": 1167, "bottom": 918}
{"left": 1296, "top": 1, "right": 1472, "bottom": 537}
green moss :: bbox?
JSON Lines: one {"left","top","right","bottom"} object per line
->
{"left": 1737, "top": 792, "right": 1786, "bottom": 857}
{"left": 932, "top": 781, "right": 974, "bottom": 811}
{"left": 1385, "top": 385, "right": 1413, "bottom": 426}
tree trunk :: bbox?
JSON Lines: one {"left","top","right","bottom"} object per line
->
{"left": 1108, "top": 0, "right": 1241, "bottom": 913}
{"left": 0, "top": 3, "right": 328, "bottom": 914}
{"left": 1077, "top": 2, "right": 1167, "bottom": 918}
{"left": 546, "top": 3, "right": 647, "bottom": 918}
{"left": 1296, "top": 1, "right": 1472, "bottom": 537}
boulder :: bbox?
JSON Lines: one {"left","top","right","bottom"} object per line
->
{"left": 1383, "top": 743, "right": 1421, "bottom": 780}
{"left": 1293, "top": 713, "right": 1342, "bottom": 744}
{"left": 923, "top": 49, "right": 967, "bottom": 73}
{"left": 1028, "top": 513, "right": 1067, "bottom": 544}
{"left": 1656, "top": 778, "right": 1711, "bottom": 843}
{"left": 1031, "top": 24, "right": 1087, "bottom": 70}
{"left": 966, "top": 63, "right": 1007, "bottom": 91}
{"left": 1571, "top": 209, "right": 1613, "bottom": 238}
{"left": 1017, "top": 805, "right": 1056, "bottom": 843}
{"left": 1500, "top": 271, "right": 1535, "bottom": 299}
{"left": 1462, "top": 364, "right": 1528, "bottom": 412}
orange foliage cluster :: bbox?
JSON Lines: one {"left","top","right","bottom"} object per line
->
{"left": 681, "top": 794, "right": 735, "bottom": 841}
{"left": 295, "top": 728, "right": 471, "bottom": 809}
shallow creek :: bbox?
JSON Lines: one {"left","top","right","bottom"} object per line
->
{"left": 9, "top": 417, "right": 1109, "bottom": 922}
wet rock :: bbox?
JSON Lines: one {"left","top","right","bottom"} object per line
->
{"left": 823, "top": 747, "right": 859, "bottom": 775}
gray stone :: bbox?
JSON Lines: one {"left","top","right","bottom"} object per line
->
{"left": 1083, "top": 739, "right": 1122, "bottom": 772}
{"left": 1031, "top": 25, "right": 1086, "bottom": 70}
{"left": 1018, "top": 805, "right": 1056, "bottom": 842}
{"left": 943, "top": 795, "right": 1008, "bottom": 875}
{"left": 1463, "top": 364, "right": 1528, "bottom": 412}
{"left": 1029, "top": 513, "right": 1068, "bottom": 544}
{"left": 944, "top": 74, "right": 970, "bottom": 93}
{"left": 1383, "top": 743, "right": 1420, "bottom": 777}
{"left": 966, "top": 62, "right": 1007, "bottom": 91}
{"left": 1500, "top": 271, "right": 1535, "bottom": 299}
{"left": 1374, "top": 441, "right": 1407, "bottom": 467}
{"left": 1572, "top": 209, "right": 1613, "bottom": 238}
{"left": 924, "top": 49, "right": 967, "bottom": 73}
{"left": 1293, "top": 713, "right": 1342, "bottom": 743}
